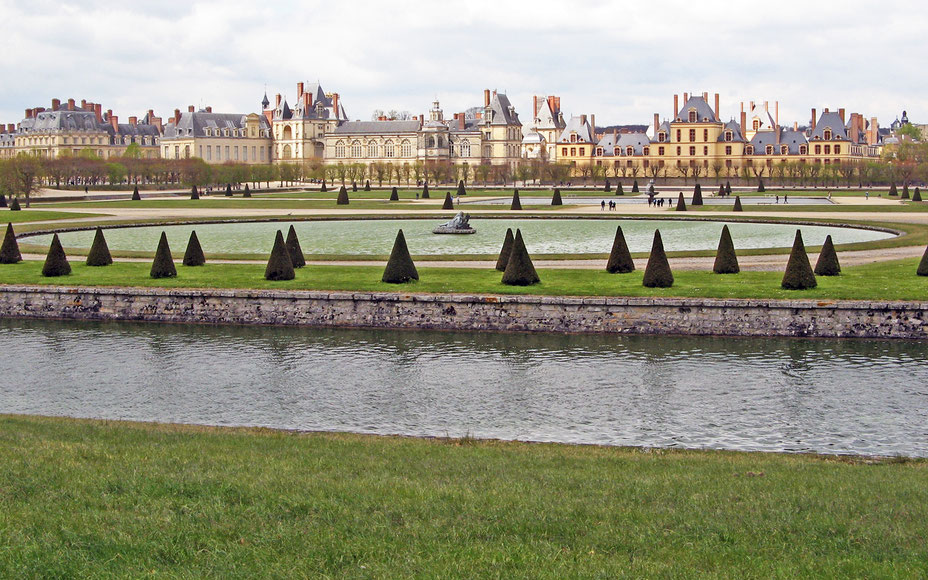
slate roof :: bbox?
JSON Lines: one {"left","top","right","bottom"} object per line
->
{"left": 717, "top": 120, "right": 746, "bottom": 143}
{"left": 809, "top": 111, "right": 849, "bottom": 140}
{"left": 488, "top": 93, "right": 521, "bottom": 126}
{"left": 747, "top": 129, "right": 808, "bottom": 155}
{"left": 557, "top": 115, "right": 593, "bottom": 143}
{"left": 19, "top": 111, "right": 106, "bottom": 133}
{"left": 596, "top": 132, "right": 649, "bottom": 156}
{"left": 163, "top": 112, "right": 269, "bottom": 139}
{"left": 675, "top": 96, "right": 717, "bottom": 123}
{"left": 331, "top": 120, "right": 421, "bottom": 135}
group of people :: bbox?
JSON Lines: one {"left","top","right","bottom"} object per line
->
{"left": 600, "top": 200, "right": 618, "bottom": 211}
{"left": 646, "top": 196, "right": 669, "bottom": 207}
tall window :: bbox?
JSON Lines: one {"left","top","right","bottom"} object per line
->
{"left": 643, "top": 147, "right": 649, "bottom": 155}
{"left": 703, "top": 129, "right": 709, "bottom": 141}
{"left": 658, "top": 132, "right": 666, "bottom": 143}
{"left": 689, "top": 146, "right": 696, "bottom": 156}
{"left": 725, "top": 131, "right": 733, "bottom": 142}
{"left": 459, "top": 140, "right": 470, "bottom": 157}
{"left": 335, "top": 141, "right": 345, "bottom": 158}
{"left": 688, "top": 110, "right": 697, "bottom": 122}
{"left": 814, "top": 144, "right": 821, "bottom": 155}
{"left": 689, "top": 129, "right": 696, "bottom": 142}
{"left": 725, "top": 146, "right": 732, "bottom": 155}
{"left": 367, "top": 141, "right": 377, "bottom": 158}
{"left": 401, "top": 140, "right": 412, "bottom": 157}
{"left": 834, "top": 145, "right": 841, "bottom": 154}
{"left": 824, "top": 129, "right": 832, "bottom": 140}
{"left": 350, "top": 141, "right": 361, "bottom": 158}
{"left": 626, "top": 146, "right": 633, "bottom": 156}
{"left": 384, "top": 140, "right": 395, "bottom": 158}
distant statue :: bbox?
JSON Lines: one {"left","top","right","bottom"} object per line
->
{"left": 433, "top": 211, "right": 476, "bottom": 234}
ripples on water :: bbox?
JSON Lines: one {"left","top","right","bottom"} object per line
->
{"left": 1, "top": 319, "right": 925, "bottom": 457}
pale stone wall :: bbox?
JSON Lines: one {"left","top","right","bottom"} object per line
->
{"left": 1, "top": 286, "right": 926, "bottom": 340}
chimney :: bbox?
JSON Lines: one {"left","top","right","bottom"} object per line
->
{"left": 750, "top": 100, "right": 755, "bottom": 111}
{"left": 94, "top": 103, "right": 102, "bottom": 124}
{"left": 654, "top": 113, "right": 660, "bottom": 134}
{"left": 332, "top": 93, "right": 339, "bottom": 117}
{"left": 303, "top": 92, "right": 310, "bottom": 109}
{"left": 67, "top": 98, "right": 75, "bottom": 111}
{"left": 824, "top": 107, "right": 829, "bottom": 113}
{"left": 151, "top": 116, "right": 162, "bottom": 133}
{"left": 839, "top": 108, "right": 846, "bottom": 124}
{"left": 591, "top": 114, "right": 596, "bottom": 138}
{"left": 484, "top": 89, "right": 491, "bottom": 107}
{"left": 459, "top": 113, "right": 465, "bottom": 130}
{"left": 811, "top": 108, "right": 817, "bottom": 131}
{"left": 275, "top": 94, "right": 281, "bottom": 108}
{"left": 129, "top": 116, "right": 137, "bottom": 126}
{"left": 869, "top": 117, "right": 878, "bottom": 145}
{"left": 24, "top": 109, "right": 32, "bottom": 119}
{"left": 205, "top": 106, "right": 212, "bottom": 113}
{"left": 110, "top": 114, "right": 118, "bottom": 132}
{"left": 702, "top": 91, "right": 708, "bottom": 102}
{"left": 51, "top": 98, "right": 60, "bottom": 111}
{"left": 740, "top": 110, "right": 747, "bottom": 137}
{"left": 297, "top": 82, "right": 304, "bottom": 97}
{"left": 775, "top": 101, "right": 779, "bottom": 127}
{"left": 580, "top": 114, "right": 587, "bottom": 127}
{"left": 533, "top": 95, "right": 538, "bottom": 118}
{"left": 714, "top": 93, "right": 719, "bottom": 120}
{"left": 684, "top": 92, "right": 689, "bottom": 104}
{"left": 673, "top": 94, "right": 679, "bottom": 117}
{"left": 413, "top": 115, "right": 418, "bottom": 121}
{"left": 7, "top": 124, "right": 14, "bottom": 132}
{"left": 794, "top": 121, "right": 799, "bottom": 132}
{"left": 188, "top": 105, "right": 195, "bottom": 113}
{"left": 80, "top": 99, "right": 87, "bottom": 110}
{"left": 174, "top": 109, "right": 181, "bottom": 124}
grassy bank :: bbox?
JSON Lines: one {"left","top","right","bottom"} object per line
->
{"left": 1, "top": 258, "right": 927, "bottom": 300}
{"left": 0, "top": 415, "right": 925, "bottom": 577}
{"left": 0, "top": 210, "right": 107, "bottom": 223}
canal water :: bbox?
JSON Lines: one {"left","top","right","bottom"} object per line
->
{"left": 1, "top": 318, "right": 925, "bottom": 457}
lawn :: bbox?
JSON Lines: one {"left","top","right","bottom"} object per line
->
{"left": 2, "top": 258, "right": 927, "bottom": 301}
{"left": 0, "top": 415, "right": 925, "bottom": 578}
{"left": 0, "top": 210, "right": 107, "bottom": 223}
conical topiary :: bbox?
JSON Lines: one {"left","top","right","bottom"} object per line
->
{"left": 10, "top": 197, "right": 21, "bottom": 211}
{"left": 352, "top": 181, "right": 357, "bottom": 192}
{"left": 632, "top": 180, "right": 639, "bottom": 193}
{"left": 183, "top": 230, "right": 205, "bottom": 267}
{"left": 390, "top": 187, "right": 399, "bottom": 201}
{"left": 150, "top": 231, "right": 177, "bottom": 278}
{"left": 733, "top": 196, "right": 743, "bottom": 211}
{"left": 264, "top": 230, "right": 295, "bottom": 281}
{"left": 0, "top": 223, "right": 22, "bottom": 264}
{"left": 457, "top": 180, "right": 466, "bottom": 196}
{"left": 616, "top": 182, "right": 624, "bottom": 195}
{"left": 0, "top": 193, "right": 7, "bottom": 208}
{"left": 190, "top": 185, "right": 199, "bottom": 200}
{"left": 244, "top": 184, "right": 251, "bottom": 198}
{"left": 889, "top": 183, "right": 898, "bottom": 196}
{"left": 336, "top": 185, "right": 349, "bottom": 205}
{"left": 495, "top": 228, "right": 514, "bottom": 271}
{"left": 781, "top": 230, "right": 817, "bottom": 290}
{"left": 510, "top": 189, "right": 522, "bottom": 210}
{"left": 604, "top": 179, "right": 611, "bottom": 192}
{"left": 501, "top": 229, "right": 539, "bottom": 286}
{"left": 131, "top": 186, "right": 141, "bottom": 201}
{"left": 757, "top": 179, "right": 765, "bottom": 192}
{"left": 41, "top": 234, "right": 71, "bottom": 277}
{"left": 675, "top": 192, "right": 686, "bottom": 211}
{"left": 285, "top": 224, "right": 305, "bottom": 268}
{"left": 320, "top": 180, "right": 327, "bottom": 193}
{"left": 364, "top": 179, "right": 371, "bottom": 191}
{"left": 442, "top": 191, "right": 454, "bottom": 210}
{"left": 712, "top": 225, "right": 739, "bottom": 274}
{"left": 422, "top": 182, "right": 430, "bottom": 199}
{"left": 225, "top": 184, "right": 233, "bottom": 197}
{"left": 606, "top": 226, "right": 635, "bottom": 274}
{"left": 642, "top": 230, "right": 673, "bottom": 288}
{"left": 813, "top": 235, "right": 840, "bottom": 276}
{"left": 86, "top": 227, "right": 113, "bottom": 266}
{"left": 913, "top": 187, "right": 922, "bottom": 202}
{"left": 718, "top": 185, "right": 725, "bottom": 197}
{"left": 902, "top": 184, "right": 910, "bottom": 199}
{"left": 918, "top": 245, "right": 928, "bottom": 276}
{"left": 725, "top": 181, "right": 732, "bottom": 195}
{"left": 551, "top": 188, "right": 562, "bottom": 206}
{"left": 692, "top": 183, "right": 703, "bottom": 206}
{"left": 382, "top": 229, "right": 418, "bottom": 283}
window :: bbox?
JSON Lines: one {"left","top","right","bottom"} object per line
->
{"left": 335, "top": 141, "right": 345, "bottom": 158}
{"left": 745, "top": 146, "right": 754, "bottom": 155}
{"left": 596, "top": 147, "right": 603, "bottom": 156}
{"left": 766, "top": 145, "right": 774, "bottom": 155}
{"left": 814, "top": 144, "right": 821, "bottom": 155}
{"left": 824, "top": 145, "right": 831, "bottom": 154}
{"left": 689, "top": 129, "right": 696, "bottom": 142}
{"left": 658, "top": 132, "right": 666, "bottom": 143}
{"left": 570, "top": 147, "right": 576, "bottom": 156}
{"left": 753, "top": 119, "right": 760, "bottom": 131}
{"left": 643, "top": 147, "right": 649, "bottom": 155}
{"left": 206, "top": 145, "right": 211, "bottom": 161}
{"left": 384, "top": 140, "right": 395, "bottom": 158}
{"left": 350, "top": 141, "right": 361, "bottom": 158}
{"left": 367, "top": 141, "right": 377, "bottom": 158}
{"left": 224, "top": 146, "right": 229, "bottom": 159}
{"left": 688, "top": 110, "right": 697, "bottom": 122}
{"left": 689, "top": 146, "right": 696, "bottom": 156}
{"left": 725, "top": 131, "right": 732, "bottom": 142}
{"left": 626, "top": 146, "right": 633, "bottom": 156}
{"left": 676, "top": 146, "right": 681, "bottom": 155}
{"left": 834, "top": 145, "right": 841, "bottom": 154}
{"left": 401, "top": 140, "right": 412, "bottom": 157}
{"left": 252, "top": 146, "right": 256, "bottom": 161}
{"left": 234, "top": 146, "right": 239, "bottom": 161}
{"left": 562, "top": 147, "right": 567, "bottom": 156}
{"left": 260, "top": 146, "right": 266, "bottom": 161}
{"left": 426, "top": 136, "right": 435, "bottom": 148}
{"left": 725, "top": 146, "right": 732, "bottom": 155}
{"left": 613, "top": 147, "right": 620, "bottom": 156}
{"left": 658, "top": 146, "right": 664, "bottom": 156}
{"left": 703, "top": 129, "right": 709, "bottom": 141}
{"left": 781, "top": 145, "right": 789, "bottom": 155}
{"left": 579, "top": 147, "right": 585, "bottom": 156}
{"left": 460, "top": 140, "right": 470, "bottom": 157}
{"left": 570, "top": 133, "right": 577, "bottom": 143}
{"left": 799, "top": 145, "right": 807, "bottom": 155}
{"left": 703, "top": 146, "right": 708, "bottom": 156}
{"left": 676, "top": 130, "right": 681, "bottom": 141}
{"left": 824, "top": 129, "right": 832, "bottom": 140}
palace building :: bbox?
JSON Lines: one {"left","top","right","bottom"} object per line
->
{"left": 160, "top": 106, "right": 272, "bottom": 164}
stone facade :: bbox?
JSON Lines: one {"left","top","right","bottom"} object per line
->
{"left": 1, "top": 286, "right": 926, "bottom": 340}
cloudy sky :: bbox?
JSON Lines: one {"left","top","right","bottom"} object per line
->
{"left": 1, "top": 0, "right": 924, "bottom": 130}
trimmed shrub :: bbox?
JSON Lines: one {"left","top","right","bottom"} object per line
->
{"left": 606, "top": 226, "right": 635, "bottom": 274}
{"left": 225, "top": 184, "right": 233, "bottom": 197}
{"left": 10, "top": 197, "right": 21, "bottom": 211}
{"left": 390, "top": 187, "right": 399, "bottom": 201}
{"left": 632, "top": 180, "right": 639, "bottom": 193}
{"left": 551, "top": 188, "right": 562, "bottom": 206}
{"left": 902, "top": 184, "right": 910, "bottom": 199}
{"left": 320, "top": 180, "right": 327, "bottom": 193}
{"left": 131, "top": 186, "right": 141, "bottom": 201}
{"left": 457, "top": 180, "right": 466, "bottom": 196}
{"left": 182, "top": 230, "right": 206, "bottom": 267}
{"left": 42, "top": 234, "right": 71, "bottom": 277}
{"left": 692, "top": 183, "right": 703, "bottom": 206}
{"left": 501, "top": 229, "right": 539, "bottom": 286}
{"left": 757, "top": 179, "right": 765, "bottom": 192}
{"left": 364, "top": 179, "right": 371, "bottom": 191}
{"left": 813, "top": 234, "right": 841, "bottom": 276}
{"left": 718, "top": 185, "right": 725, "bottom": 197}
{"left": 264, "top": 230, "right": 295, "bottom": 281}
{"left": 642, "top": 230, "right": 673, "bottom": 288}
{"left": 913, "top": 187, "right": 922, "bottom": 202}
{"left": 675, "top": 192, "right": 686, "bottom": 211}
{"left": 712, "top": 224, "right": 739, "bottom": 274}
{"left": 918, "top": 245, "right": 928, "bottom": 276}
{"left": 0, "top": 193, "right": 6, "bottom": 208}
{"left": 495, "top": 228, "right": 514, "bottom": 271}
{"left": 733, "top": 196, "right": 743, "bottom": 211}
{"left": 422, "top": 182, "right": 430, "bottom": 199}
{"left": 0, "top": 223, "right": 22, "bottom": 264}
{"left": 244, "top": 184, "right": 251, "bottom": 198}
{"left": 725, "top": 181, "right": 732, "bottom": 195}
{"left": 86, "top": 227, "right": 113, "bottom": 266}
{"left": 510, "top": 189, "right": 522, "bottom": 210}
{"left": 604, "top": 179, "right": 611, "bottom": 192}
{"left": 616, "top": 182, "right": 624, "bottom": 195}
{"left": 781, "top": 230, "right": 817, "bottom": 289}
{"left": 190, "top": 186, "right": 199, "bottom": 200}
{"left": 889, "top": 183, "right": 898, "bottom": 196}
{"left": 351, "top": 181, "right": 358, "bottom": 192}
{"left": 150, "top": 231, "right": 177, "bottom": 278}
{"left": 442, "top": 192, "right": 454, "bottom": 210}
{"left": 285, "top": 224, "right": 305, "bottom": 268}
{"left": 336, "top": 185, "right": 349, "bottom": 205}
{"left": 382, "top": 229, "right": 418, "bottom": 283}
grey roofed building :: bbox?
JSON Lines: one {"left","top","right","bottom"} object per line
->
{"left": 596, "top": 132, "right": 650, "bottom": 156}
{"left": 18, "top": 110, "right": 102, "bottom": 133}
{"left": 487, "top": 93, "right": 521, "bottom": 126}
{"left": 163, "top": 111, "right": 270, "bottom": 139}
{"left": 331, "top": 120, "right": 421, "bottom": 135}
{"left": 809, "top": 111, "right": 849, "bottom": 140}
{"left": 717, "top": 120, "right": 746, "bottom": 142}
{"left": 557, "top": 115, "right": 594, "bottom": 143}
{"left": 747, "top": 129, "right": 808, "bottom": 155}
{"left": 674, "top": 95, "right": 718, "bottom": 123}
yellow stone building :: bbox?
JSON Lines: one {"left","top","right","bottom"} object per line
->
{"left": 160, "top": 106, "right": 272, "bottom": 164}
{"left": 267, "top": 82, "right": 346, "bottom": 163}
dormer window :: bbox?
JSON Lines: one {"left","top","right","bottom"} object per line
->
{"left": 570, "top": 133, "right": 577, "bottom": 143}
{"left": 596, "top": 147, "right": 603, "bottom": 156}
{"left": 799, "top": 145, "right": 807, "bottom": 155}
{"left": 658, "top": 132, "right": 666, "bottom": 143}
{"left": 614, "top": 147, "right": 620, "bottom": 156}
{"left": 781, "top": 145, "right": 789, "bottom": 155}
{"left": 643, "top": 146, "right": 649, "bottom": 155}
{"left": 724, "top": 131, "right": 733, "bottom": 142}
{"left": 824, "top": 129, "right": 832, "bottom": 140}
{"left": 753, "top": 120, "right": 760, "bottom": 131}
{"left": 626, "top": 146, "right": 634, "bottom": 156}
{"left": 745, "top": 145, "right": 754, "bottom": 155}
{"left": 766, "top": 145, "right": 774, "bottom": 155}
{"left": 688, "top": 110, "right": 697, "bottom": 122}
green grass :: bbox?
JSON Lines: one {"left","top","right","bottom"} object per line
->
{"left": 2, "top": 258, "right": 927, "bottom": 300}
{"left": 693, "top": 204, "right": 928, "bottom": 213}
{"left": 0, "top": 415, "right": 925, "bottom": 577}
{"left": 0, "top": 210, "right": 107, "bottom": 223}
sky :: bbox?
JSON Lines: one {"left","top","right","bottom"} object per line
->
{"left": 1, "top": 0, "right": 925, "bottom": 131}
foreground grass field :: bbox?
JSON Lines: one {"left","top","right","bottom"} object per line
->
{"left": 0, "top": 415, "right": 925, "bottom": 577}
{"left": 1, "top": 258, "right": 927, "bottom": 300}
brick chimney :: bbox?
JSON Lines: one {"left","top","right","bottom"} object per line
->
{"left": 533, "top": 95, "right": 538, "bottom": 118}
{"left": 811, "top": 108, "right": 817, "bottom": 131}
{"left": 80, "top": 99, "right": 87, "bottom": 110}
{"left": 673, "top": 94, "right": 679, "bottom": 117}
{"left": 205, "top": 106, "right": 212, "bottom": 113}
{"left": 51, "top": 98, "right": 60, "bottom": 111}
{"left": 459, "top": 113, "right": 465, "bottom": 130}
{"left": 591, "top": 114, "right": 596, "bottom": 139}
{"left": 684, "top": 92, "right": 689, "bottom": 104}
{"left": 297, "top": 82, "right": 304, "bottom": 97}
{"left": 94, "top": 103, "right": 102, "bottom": 124}
{"left": 484, "top": 89, "right": 491, "bottom": 107}
{"left": 740, "top": 110, "right": 747, "bottom": 137}
{"left": 702, "top": 91, "right": 708, "bottom": 102}
{"left": 332, "top": 93, "right": 339, "bottom": 117}
{"left": 305, "top": 91, "right": 312, "bottom": 108}
{"left": 775, "top": 101, "right": 779, "bottom": 127}
{"left": 275, "top": 94, "right": 281, "bottom": 108}
{"left": 174, "top": 109, "right": 181, "bottom": 124}
{"left": 129, "top": 116, "right": 138, "bottom": 126}
{"left": 654, "top": 113, "right": 660, "bottom": 134}
{"left": 714, "top": 93, "right": 719, "bottom": 120}
{"left": 188, "top": 105, "right": 195, "bottom": 113}
{"left": 110, "top": 114, "right": 119, "bottom": 132}
{"left": 839, "top": 108, "right": 845, "bottom": 124}
{"left": 67, "top": 98, "right": 75, "bottom": 111}
{"left": 24, "top": 109, "right": 32, "bottom": 119}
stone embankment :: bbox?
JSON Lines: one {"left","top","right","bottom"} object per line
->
{"left": 0, "top": 286, "right": 926, "bottom": 339}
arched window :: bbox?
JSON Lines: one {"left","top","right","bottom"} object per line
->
{"left": 401, "top": 140, "right": 412, "bottom": 157}
{"left": 282, "top": 144, "right": 292, "bottom": 159}
{"left": 283, "top": 126, "right": 292, "bottom": 140}
{"left": 367, "top": 141, "right": 377, "bottom": 158}
{"left": 384, "top": 140, "right": 395, "bottom": 158}
{"left": 335, "top": 141, "right": 345, "bottom": 158}
{"left": 350, "top": 140, "right": 361, "bottom": 158}
{"left": 460, "top": 139, "right": 471, "bottom": 157}
{"left": 766, "top": 145, "right": 774, "bottom": 155}
{"left": 688, "top": 110, "right": 697, "bottom": 122}
{"left": 427, "top": 135, "right": 435, "bottom": 148}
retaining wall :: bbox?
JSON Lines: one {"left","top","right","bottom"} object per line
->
{"left": 0, "top": 285, "right": 926, "bottom": 339}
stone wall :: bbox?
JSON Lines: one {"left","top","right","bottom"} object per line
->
{"left": 0, "top": 285, "right": 926, "bottom": 339}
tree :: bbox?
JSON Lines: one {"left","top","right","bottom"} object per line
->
{"left": 86, "top": 228, "right": 113, "bottom": 266}
{"left": 442, "top": 192, "right": 454, "bottom": 210}
{"left": 131, "top": 185, "right": 141, "bottom": 201}
{"left": 190, "top": 185, "right": 200, "bottom": 200}
{"left": 913, "top": 187, "right": 922, "bottom": 202}
{"left": 495, "top": 228, "right": 514, "bottom": 272}
{"left": 781, "top": 230, "right": 817, "bottom": 289}
{"left": 510, "top": 189, "right": 522, "bottom": 210}
{"left": 225, "top": 183, "right": 233, "bottom": 197}
{"left": 390, "top": 187, "right": 399, "bottom": 201}
{"left": 813, "top": 235, "right": 840, "bottom": 276}
{"left": 632, "top": 180, "right": 639, "bottom": 193}
{"left": 551, "top": 188, "right": 562, "bottom": 206}
{"left": 10, "top": 197, "right": 21, "bottom": 211}
{"left": 336, "top": 185, "right": 349, "bottom": 205}
{"left": 675, "top": 192, "right": 686, "bottom": 211}
{"left": 285, "top": 225, "right": 305, "bottom": 268}
{"left": 244, "top": 183, "right": 251, "bottom": 198}
{"left": 712, "top": 225, "right": 739, "bottom": 274}
{"left": 757, "top": 178, "right": 765, "bottom": 192}
{"left": 0, "top": 223, "right": 22, "bottom": 263}
{"left": 501, "top": 229, "right": 539, "bottom": 286}
{"left": 382, "top": 229, "right": 418, "bottom": 283}
{"left": 889, "top": 182, "right": 898, "bottom": 196}
{"left": 606, "top": 226, "right": 634, "bottom": 274}
{"left": 183, "top": 230, "right": 206, "bottom": 266}
{"left": 918, "top": 244, "right": 928, "bottom": 276}
{"left": 692, "top": 183, "right": 703, "bottom": 206}
{"left": 733, "top": 196, "right": 743, "bottom": 211}
{"left": 42, "top": 233, "right": 71, "bottom": 277}
{"left": 364, "top": 179, "right": 371, "bottom": 191}
{"left": 150, "top": 231, "right": 177, "bottom": 278}
{"left": 457, "top": 180, "right": 466, "bottom": 196}
{"left": 264, "top": 230, "right": 295, "bottom": 281}
{"left": 3, "top": 155, "right": 43, "bottom": 207}
{"left": 421, "top": 182, "right": 430, "bottom": 199}
{"left": 642, "top": 230, "right": 673, "bottom": 288}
